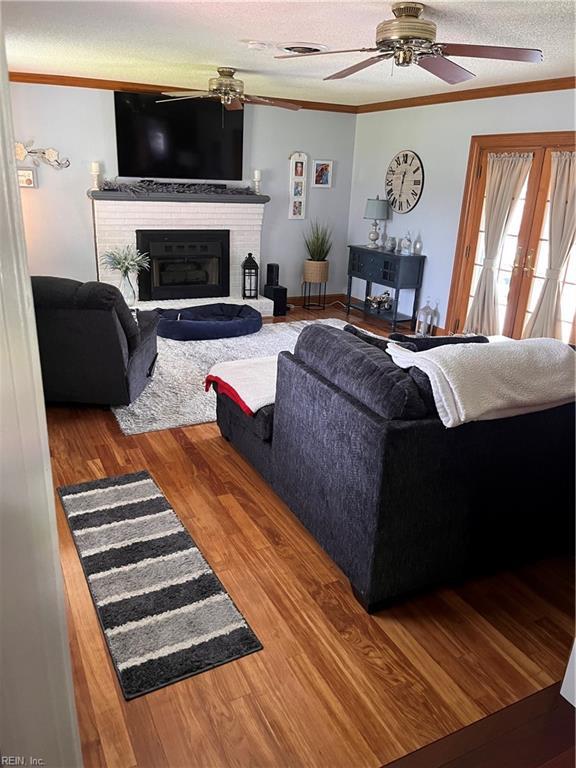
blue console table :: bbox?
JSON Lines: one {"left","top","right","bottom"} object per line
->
{"left": 346, "top": 245, "right": 426, "bottom": 331}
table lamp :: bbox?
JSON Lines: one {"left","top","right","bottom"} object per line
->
{"left": 364, "top": 195, "right": 389, "bottom": 248}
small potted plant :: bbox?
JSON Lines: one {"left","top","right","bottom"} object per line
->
{"left": 100, "top": 245, "right": 150, "bottom": 307}
{"left": 303, "top": 220, "right": 332, "bottom": 284}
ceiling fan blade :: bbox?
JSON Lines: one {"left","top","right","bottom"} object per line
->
{"left": 245, "top": 95, "right": 301, "bottom": 110}
{"left": 224, "top": 99, "right": 244, "bottom": 111}
{"left": 156, "top": 92, "right": 214, "bottom": 104}
{"left": 440, "top": 43, "right": 543, "bottom": 63}
{"left": 417, "top": 55, "right": 476, "bottom": 84}
{"left": 160, "top": 91, "right": 211, "bottom": 98}
{"left": 275, "top": 47, "right": 379, "bottom": 60}
{"left": 324, "top": 54, "right": 391, "bottom": 81}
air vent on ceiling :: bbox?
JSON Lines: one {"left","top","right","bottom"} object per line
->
{"left": 280, "top": 42, "right": 327, "bottom": 55}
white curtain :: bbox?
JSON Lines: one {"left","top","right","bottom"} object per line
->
{"left": 465, "top": 152, "right": 533, "bottom": 335}
{"left": 523, "top": 152, "right": 576, "bottom": 339}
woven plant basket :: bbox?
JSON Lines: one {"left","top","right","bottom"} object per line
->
{"left": 303, "top": 259, "right": 329, "bottom": 283}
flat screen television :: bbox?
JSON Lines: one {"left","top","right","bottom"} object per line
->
{"left": 114, "top": 92, "right": 244, "bottom": 181}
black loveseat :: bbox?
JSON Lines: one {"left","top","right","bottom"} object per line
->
{"left": 214, "top": 325, "right": 575, "bottom": 610}
{"left": 31, "top": 276, "right": 158, "bottom": 406}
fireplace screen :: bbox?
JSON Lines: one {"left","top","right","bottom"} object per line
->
{"left": 137, "top": 230, "right": 230, "bottom": 300}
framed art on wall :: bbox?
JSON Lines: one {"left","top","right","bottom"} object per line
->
{"left": 289, "top": 151, "right": 307, "bottom": 219}
{"left": 17, "top": 167, "right": 37, "bottom": 188}
{"left": 312, "top": 160, "right": 333, "bottom": 188}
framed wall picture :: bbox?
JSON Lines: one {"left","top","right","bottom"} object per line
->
{"left": 290, "top": 199, "right": 304, "bottom": 219}
{"left": 289, "top": 151, "right": 307, "bottom": 219}
{"left": 17, "top": 167, "right": 37, "bottom": 188}
{"left": 312, "top": 160, "right": 333, "bottom": 188}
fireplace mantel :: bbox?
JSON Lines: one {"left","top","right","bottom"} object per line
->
{"left": 88, "top": 190, "right": 270, "bottom": 204}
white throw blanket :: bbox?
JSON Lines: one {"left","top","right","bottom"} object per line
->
{"left": 205, "top": 355, "right": 278, "bottom": 415}
{"left": 386, "top": 338, "right": 575, "bottom": 428}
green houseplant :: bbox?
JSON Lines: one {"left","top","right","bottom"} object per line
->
{"left": 303, "top": 220, "right": 332, "bottom": 284}
{"left": 100, "top": 245, "right": 150, "bottom": 307}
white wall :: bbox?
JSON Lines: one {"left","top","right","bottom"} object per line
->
{"left": 9, "top": 83, "right": 576, "bottom": 310}
{"left": 10, "top": 83, "right": 117, "bottom": 282}
{"left": 243, "top": 106, "right": 355, "bottom": 294}
{"left": 347, "top": 89, "right": 576, "bottom": 326}
{"left": 9, "top": 83, "right": 356, "bottom": 295}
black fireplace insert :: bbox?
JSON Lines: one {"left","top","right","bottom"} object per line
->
{"left": 136, "top": 229, "right": 230, "bottom": 300}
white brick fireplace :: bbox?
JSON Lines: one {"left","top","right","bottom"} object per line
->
{"left": 91, "top": 196, "right": 273, "bottom": 315}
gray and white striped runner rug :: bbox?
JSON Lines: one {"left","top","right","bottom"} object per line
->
{"left": 58, "top": 470, "right": 262, "bottom": 699}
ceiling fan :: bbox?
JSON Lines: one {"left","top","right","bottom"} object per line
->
{"left": 275, "top": 2, "right": 543, "bottom": 85}
{"left": 158, "top": 67, "right": 301, "bottom": 110}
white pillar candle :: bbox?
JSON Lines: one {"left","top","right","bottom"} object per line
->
{"left": 90, "top": 161, "right": 100, "bottom": 174}
{"left": 253, "top": 169, "right": 261, "bottom": 181}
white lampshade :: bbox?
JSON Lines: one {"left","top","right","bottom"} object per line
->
{"left": 364, "top": 196, "right": 389, "bottom": 221}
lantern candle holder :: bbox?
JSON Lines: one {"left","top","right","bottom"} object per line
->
{"left": 242, "top": 253, "right": 259, "bottom": 299}
{"left": 415, "top": 297, "right": 435, "bottom": 337}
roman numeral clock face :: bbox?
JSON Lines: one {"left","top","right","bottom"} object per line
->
{"left": 385, "top": 150, "right": 424, "bottom": 214}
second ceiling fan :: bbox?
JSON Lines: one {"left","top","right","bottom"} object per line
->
{"left": 158, "top": 67, "right": 301, "bottom": 110}
{"left": 276, "top": 2, "right": 543, "bottom": 85}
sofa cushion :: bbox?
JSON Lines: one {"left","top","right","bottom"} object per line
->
{"left": 388, "top": 334, "right": 488, "bottom": 415}
{"left": 344, "top": 324, "right": 418, "bottom": 353}
{"left": 294, "top": 325, "right": 429, "bottom": 420}
{"left": 389, "top": 332, "right": 489, "bottom": 350}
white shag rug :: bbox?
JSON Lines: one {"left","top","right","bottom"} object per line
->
{"left": 113, "top": 317, "right": 347, "bottom": 435}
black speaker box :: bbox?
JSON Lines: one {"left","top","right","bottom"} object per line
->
{"left": 264, "top": 284, "right": 287, "bottom": 316}
{"left": 266, "top": 263, "right": 280, "bottom": 286}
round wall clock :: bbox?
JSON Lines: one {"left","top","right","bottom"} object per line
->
{"left": 385, "top": 150, "right": 424, "bottom": 214}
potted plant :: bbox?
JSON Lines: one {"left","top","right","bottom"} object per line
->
{"left": 100, "top": 245, "right": 150, "bottom": 307}
{"left": 303, "top": 220, "right": 332, "bottom": 284}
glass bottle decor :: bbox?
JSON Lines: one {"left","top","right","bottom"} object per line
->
{"left": 119, "top": 272, "right": 137, "bottom": 307}
{"left": 400, "top": 232, "right": 412, "bottom": 255}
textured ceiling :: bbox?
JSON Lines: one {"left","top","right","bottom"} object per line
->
{"left": 3, "top": 0, "right": 575, "bottom": 105}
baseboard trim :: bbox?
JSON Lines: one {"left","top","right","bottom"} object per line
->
{"left": 288, "top": 293, "right": 347, "bottom": 308}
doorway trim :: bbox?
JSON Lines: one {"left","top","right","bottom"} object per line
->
{"left": 445, "top": 131, "right": 575, "bottom": 335}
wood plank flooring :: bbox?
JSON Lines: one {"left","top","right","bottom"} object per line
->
{"left": 47, "top": 306, "right": 574, "bottom": 768}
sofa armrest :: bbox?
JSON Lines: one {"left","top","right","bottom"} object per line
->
{"left": 272, "top": 351, "right": 390, "bottom": 598}
{"left": 135, "top": 309, "right": 159, "bottom": 342}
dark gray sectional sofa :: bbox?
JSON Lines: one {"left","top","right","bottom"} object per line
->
{"left": 214, "top": 324, "right": 575, "bottom": 611}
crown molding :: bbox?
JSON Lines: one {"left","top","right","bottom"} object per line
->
{"left": 7, "top": 72, "right": 357, "bottom": 113}
{"left": 356, "top": 76, "right": 576, "bottom": 113}
{"left": 8, "top": 72, "right": 575, "bottom": 115}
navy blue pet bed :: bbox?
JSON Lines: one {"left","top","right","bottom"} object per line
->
{"left": 156, "top": 303, "right": 262, "bottom": 341}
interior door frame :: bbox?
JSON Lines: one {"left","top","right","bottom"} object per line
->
{"left": 0, "top": 11, "right": 82, "bottom": 765}
{"left": 446, "top": 131, "right": 575, "bottom": 335}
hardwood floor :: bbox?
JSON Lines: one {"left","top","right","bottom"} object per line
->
{"left": 47, "top": 306, "right": 574, "bottom": 768}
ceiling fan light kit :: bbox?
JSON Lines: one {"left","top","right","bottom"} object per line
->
{"left": 275, "top": 1, "right": 543, "bottom": 85}
{"left": 159, "top": 67, "right": 301, "bottom": 111}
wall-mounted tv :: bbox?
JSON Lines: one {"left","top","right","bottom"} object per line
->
{"left": 114, "top": 92, "right": 244, "bottom": 181}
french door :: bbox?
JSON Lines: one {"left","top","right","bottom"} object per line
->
{"left": 447, "top": 132, "right": 575, "bottom": 341}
